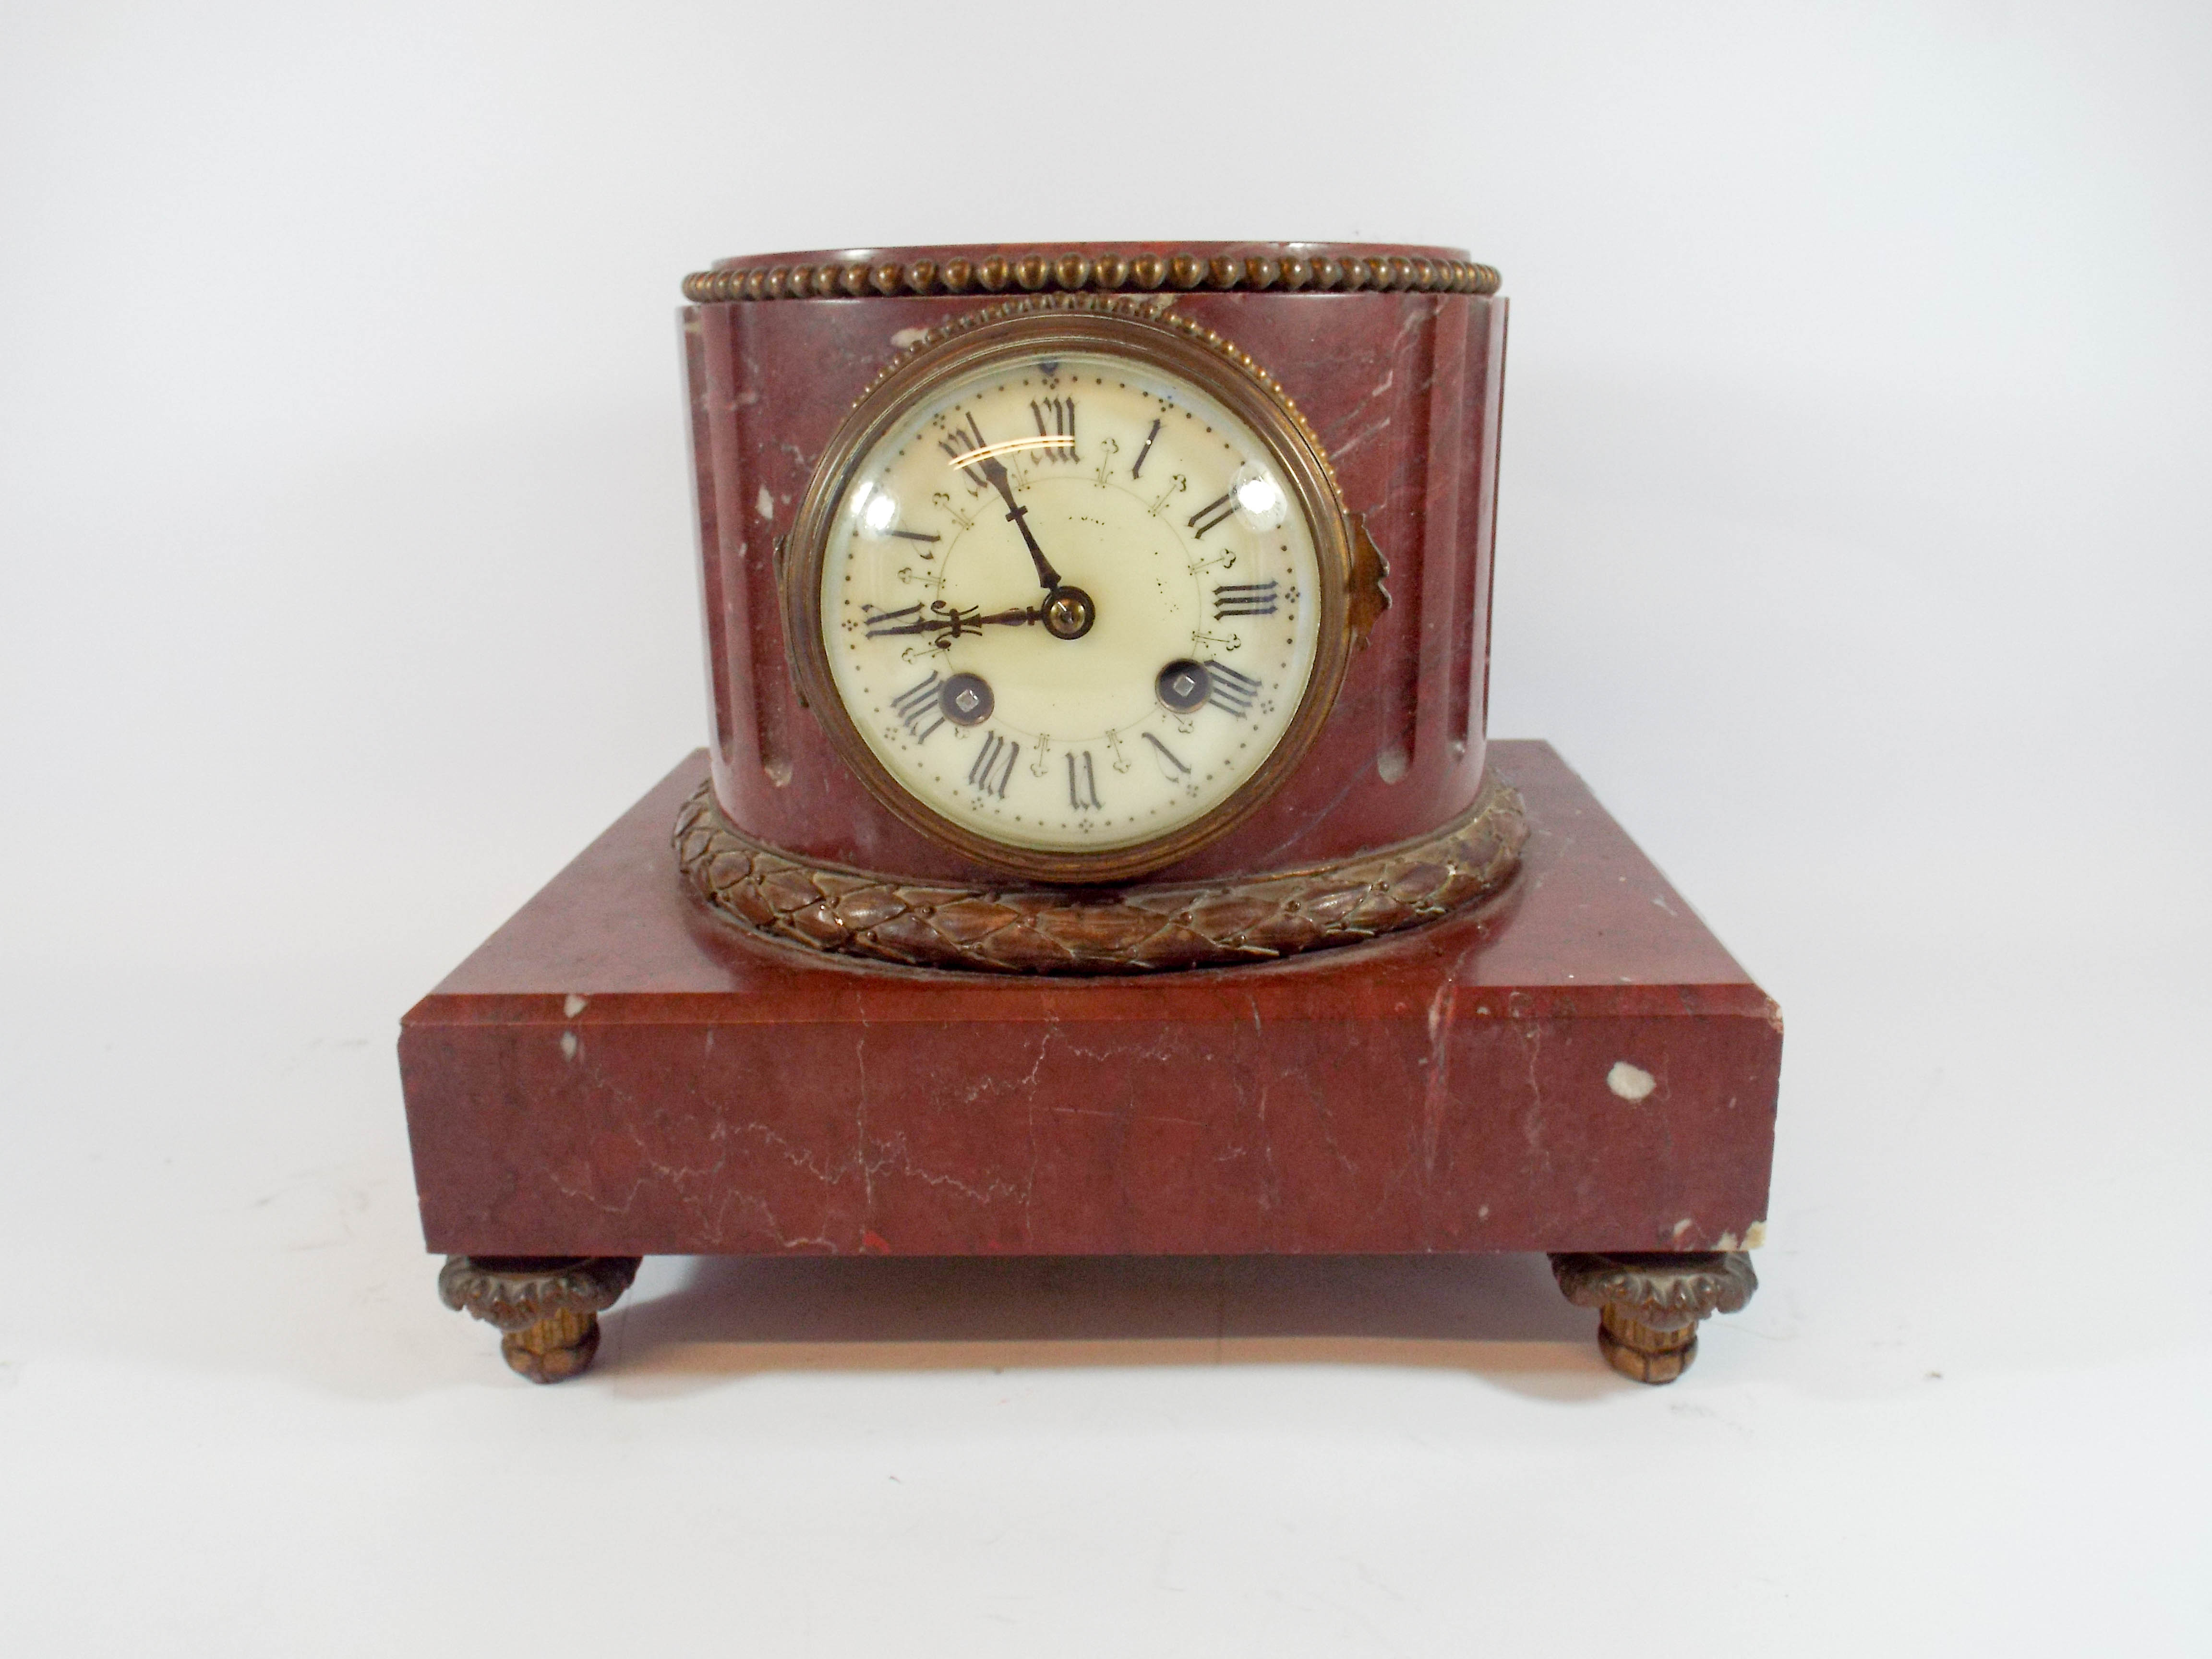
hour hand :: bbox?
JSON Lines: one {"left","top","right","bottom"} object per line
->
{"left": 979, "top": 455, "right": 1063, "bottom": 591}
{"left": 930, "top": 601, "right": 1042, "bottom": 642}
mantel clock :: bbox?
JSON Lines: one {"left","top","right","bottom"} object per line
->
{"left": 401, "top": 243, "right": 1780, "bottom": 1387}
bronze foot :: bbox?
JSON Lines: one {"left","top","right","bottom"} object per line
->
{"left": 437, "top": 1255, "right": 642, "bottom": 1383}
{"left": 1549, "top": 1252, "right": 1757, "bottom": 1384}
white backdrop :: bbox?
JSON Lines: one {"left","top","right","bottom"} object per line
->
{"left": 3, "top": 3, "right": 2208, "bottom": 1652}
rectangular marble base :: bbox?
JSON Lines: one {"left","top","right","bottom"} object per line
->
{"left": 399, "top": 743, "right": 1779, "bottom": 1257}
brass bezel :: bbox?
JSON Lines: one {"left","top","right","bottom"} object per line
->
{"left": 780, "top": 297, "right": 1358, "bottom": 886}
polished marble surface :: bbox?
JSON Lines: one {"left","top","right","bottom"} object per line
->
{"left": 401, "top": 742, "right": 1778, "bottom": 1255}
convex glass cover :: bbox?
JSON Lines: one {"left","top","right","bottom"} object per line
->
{"left": 782, "top": 303, "right": 1358, "bottom": 883}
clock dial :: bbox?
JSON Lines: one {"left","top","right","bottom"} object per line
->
{"left": 819, "top": 348, "right": 1324, "bottom": 858}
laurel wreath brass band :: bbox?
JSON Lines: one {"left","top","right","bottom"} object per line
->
{"left": 673, "top": 775, "right": 1527, "bottom": 975}
{"left": 684, "top": 251, "right": 1501, "bottom": 304}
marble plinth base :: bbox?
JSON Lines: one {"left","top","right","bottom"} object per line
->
{"left": 399, "top": 742, "right": 1778, "bottom": 1377}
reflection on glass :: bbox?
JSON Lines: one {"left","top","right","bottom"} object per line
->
{"left": 1231, "top": 464, "right": 1287, "bottom": 531}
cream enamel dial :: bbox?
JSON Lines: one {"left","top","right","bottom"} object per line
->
{"left": 785, "top": 307, "right": 1356, "bottom": 883}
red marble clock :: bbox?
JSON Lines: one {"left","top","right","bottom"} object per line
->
{"left": 401, "top": 243, "right": 1778, "bottom": 1386}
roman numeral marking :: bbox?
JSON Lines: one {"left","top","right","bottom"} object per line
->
{"left": 1212, "top": 580, "right": 1278, "bottom": 618}
{"left": 1030, "top": 397, "right": 1079, "bottom": 461}
{"left": 1187, "top": 491, "right": 1236, "bottom": 539}
{"left": 967, "top": 731, "right": 1019, "bottom": 796}
{"left": 891, "top": 672, "right": 945, "bottom": 742}
{"left": 1130, "top": 417, "right": 1162, "bottom": 479}
{"left": 1068, "top": 749, "right": 1101, "bottom": 811}
{"left": 1206, "top": 660, "right": 1261, "bottom": 717}
{"left": 886, "top": 528, "right": 940, "bottom": 543}
{"left": 864, "top": 603, "right": 930, "bottom": 637}
{"left": 938, "top": 412, "right": 991, "bottom": 488}
{"left": 1142, "top": 732, "right": 1190, "bottom": 779}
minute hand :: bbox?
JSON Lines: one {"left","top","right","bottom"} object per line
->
{"left": 979, "top": 455, "right": 1062, "bottom": 591}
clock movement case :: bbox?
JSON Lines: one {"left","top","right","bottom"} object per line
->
{"left": 400, "top": 244, "right": 1779, "bottom": 1388}
{"left": 684, "top": 243, "right": 1505, "bottom": 884}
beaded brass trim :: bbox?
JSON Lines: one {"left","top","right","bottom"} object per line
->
{"left": 674, "top": 774, "right": 1526, "bottom": 976}
{"left": 683, "top": 251, "right": 1501, "bottom": 304}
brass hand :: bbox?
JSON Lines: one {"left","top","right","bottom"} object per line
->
{"left": 929, "top": 600, "right": 1043, "bottom": 645}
